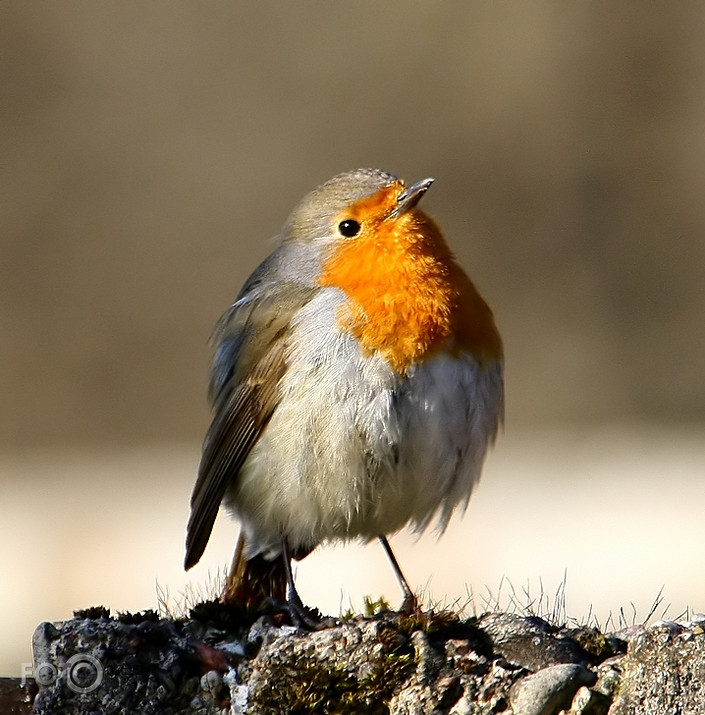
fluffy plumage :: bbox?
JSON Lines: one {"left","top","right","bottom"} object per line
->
{"left": 184, "top": 169, "right": 503, "bottom": 613}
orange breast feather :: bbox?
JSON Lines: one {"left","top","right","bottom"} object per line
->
{"left": 319, "top": 186, "right": 502, "bottom": 375}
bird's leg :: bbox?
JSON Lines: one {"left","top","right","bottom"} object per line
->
{"left": 379, "top": 535, "right": 419, "bottom": 614}
{"left": 281, "top": 538, "right": 309, "bottom": 620}
{"left": 281, "top": 538, "right": 336, "bottom": 630}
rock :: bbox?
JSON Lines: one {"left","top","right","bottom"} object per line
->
{"left": 388, "top": 629, "right": 520, "bottom": 714}
{"left": 508, "top": 663, "right": 594, "bottom": 715}
{"left": 477, "top": 613, "right": 589, "bottom": 670}
{"left": 564, "top": 685, "right": 612, "bottom": 715}
{"left": 31, "top": 608, "right": 235, "bottom": 714}
{"left": 607, "top": 618, "right": 705, "bottom": 714}
{"left": 26, "top": 606, "right": 705, "bottom": 713}
{"left": 242, "top": 617, "right": 415, "bottom": 712}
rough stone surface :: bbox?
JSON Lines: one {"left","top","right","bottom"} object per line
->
{"left": 21, "top": 606, "right": 705, "bottom": 714}
{"left": 477, "top": 614, "right": 589, "bottom": 671}
{"left": 508, "top": 663, "right": 594, "bottom": 715}
{"left": 31, "top": 607, "right": 233, "bottom": 714}
{"left": 563, "top": 685, "right": 612, "bottom": 715}
{"left": 605, "top": 619, "right": 705, "bottom": 715}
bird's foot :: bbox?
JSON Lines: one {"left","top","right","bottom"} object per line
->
{"left": 285, "top": 593, "right": 339, "bottom": 631}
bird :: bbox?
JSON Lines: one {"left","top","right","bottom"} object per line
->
{"left": 184, "top": 168, "right": 503, "bottom": 626}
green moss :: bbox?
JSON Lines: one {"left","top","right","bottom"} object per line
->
{"left": 251, "top": 625, "right": 416, "bottom": 713}
{"left": 567, "top": 625, "right": 623, "bottom": 663}
{"left": 341, "top": 595, "right": 393, "bottom": 620}
{"left": 363, "top": 596, "right": 393, "bottom": 617}
{"left": 343, "top": 596, "right": 470, "bottom": 636}
{"left": 575, "top": 628, "right": 608, "bottom": 657}
{"left": 392, "top": 608, "right": 468, "bottom": 638}
{"left": 260, "top": 657, "right": 413, "bottom": 714}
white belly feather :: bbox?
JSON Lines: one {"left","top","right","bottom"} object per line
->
{"left": 225, "top": 290, "right": 503, "bottom": 559}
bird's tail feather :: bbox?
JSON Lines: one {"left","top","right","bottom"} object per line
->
{"left": 221, "top": 533, "right": 287, "bottom": 607}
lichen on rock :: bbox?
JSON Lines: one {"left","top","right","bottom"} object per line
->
{"left": 23, "top": 604, "right": 705, "bottom": 714}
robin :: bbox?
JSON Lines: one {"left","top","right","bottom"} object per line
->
{"left": 184, "top": 168, "right": 503, "bottom": 626}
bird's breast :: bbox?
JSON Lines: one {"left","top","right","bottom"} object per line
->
{"left": 318, "top": 212, "right": 502, "bottom": 375}
{"left": 226, "top": 288, "right": 503, "bottom": 555}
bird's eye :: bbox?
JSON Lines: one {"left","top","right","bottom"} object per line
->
{"left": 338, "top": 219, "right": 361, "bottom": 237}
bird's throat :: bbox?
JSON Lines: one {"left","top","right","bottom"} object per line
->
{"left": 319, "top": 208, "right": 502, "bottom": 374}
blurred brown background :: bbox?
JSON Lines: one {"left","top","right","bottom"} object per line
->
{"left": 2, "top": 2, "right": 704, "bottom": 677}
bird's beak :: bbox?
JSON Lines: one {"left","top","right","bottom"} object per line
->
{"left": 390, "top": 177, "right": 434, "bottom": 218}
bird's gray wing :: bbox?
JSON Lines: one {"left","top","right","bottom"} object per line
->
{"left": 184, "top": 280, "right": 318, "bottom": 569}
